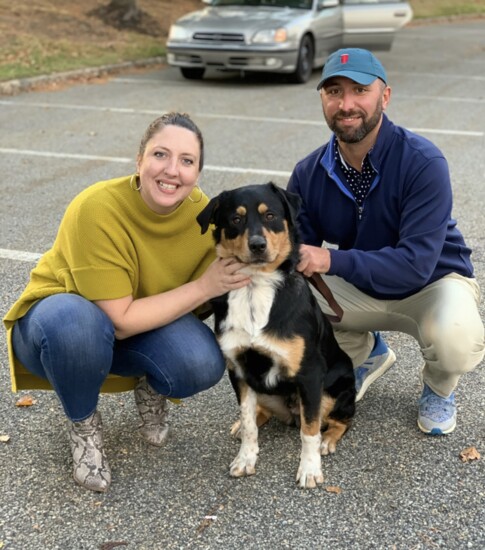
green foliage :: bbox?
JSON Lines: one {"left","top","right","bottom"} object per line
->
{"left": 0, "top": 35, "right": 166, "bottom": 81}
{"left": 410, "top": 0, "right": 485, "bottom": 19}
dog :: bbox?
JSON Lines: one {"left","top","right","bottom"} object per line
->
{"left": 197, "top": 182, "right": 356, "bottom": 489}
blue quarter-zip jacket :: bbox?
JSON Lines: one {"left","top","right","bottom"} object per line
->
{"left": 287, "top": 114, "right": 474, "bottom": 300}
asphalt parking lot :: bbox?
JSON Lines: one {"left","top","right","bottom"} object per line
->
{"left": 1, "top": 18, "right": 485, "bottom": 550}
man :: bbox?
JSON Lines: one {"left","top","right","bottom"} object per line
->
{"left": 288, "top": 48, "right": 484, "bottom": 435}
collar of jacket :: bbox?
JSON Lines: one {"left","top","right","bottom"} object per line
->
{"left": 321, "top": 113, "right": 394, "bottom": 175}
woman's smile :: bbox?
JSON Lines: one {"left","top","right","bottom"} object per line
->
{"left": 157, "top": 180, "right": 179, "bottom": 192}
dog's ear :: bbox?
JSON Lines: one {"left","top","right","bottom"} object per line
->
{"left": 196, "top": 195, "right": 221, "bottom": 234}
{"left": 268, "top": 182, "right": 302, "bottom": 228}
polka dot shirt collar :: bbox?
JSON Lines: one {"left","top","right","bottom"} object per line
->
{"left": 334, "top": 141, "right": 377, "bottom": 207}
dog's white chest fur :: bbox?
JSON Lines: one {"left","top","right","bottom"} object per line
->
{"left": 219, "top": 271, "right": 283, "bottom": 378}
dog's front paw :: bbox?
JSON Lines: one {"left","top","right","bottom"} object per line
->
{"left": 230, "top": 450, "right": 258, "bottom": 478}
{"left": 297, "top": 432, "right": 324, "bottom": 488}
{"left": 296, "top": 461, "right": 324, "bottom": 489}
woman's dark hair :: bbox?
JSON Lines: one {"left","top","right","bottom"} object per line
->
{"left": 138, "top": 112, "right": 204, "bottom": 170}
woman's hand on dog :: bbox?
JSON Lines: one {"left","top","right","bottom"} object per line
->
{"left": 297, "top": 244, "right": 331, "bottom": 277}
{"left": 198, "top": 257, "right": 251, "bottom": 298}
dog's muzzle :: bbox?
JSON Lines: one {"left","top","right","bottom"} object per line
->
{"left": 248, "top": 235, "right": 268, "bottom": 259}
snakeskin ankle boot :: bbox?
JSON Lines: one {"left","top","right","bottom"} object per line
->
{"left": 68, "top": 411, "right": 111, "bottom": 492}
{"left": 134, "top": 377, "right": 170, "bottom": 446}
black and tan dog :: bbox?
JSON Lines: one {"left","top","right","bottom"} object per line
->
{"left": 197, "top": 182, "right": 355, "bottom": 489}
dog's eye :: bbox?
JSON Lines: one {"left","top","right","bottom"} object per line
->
{"left": 232, "top": 215, "right": 242, "bottom": 225}
{"left": 265, "top": 212, "right": 275, "bottom": 221}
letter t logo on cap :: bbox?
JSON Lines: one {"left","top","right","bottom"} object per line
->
{"left": 340, "top": 53, "right": 349, "bottom": 64}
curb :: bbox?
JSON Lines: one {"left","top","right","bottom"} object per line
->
{"left": 0, "top": 56, "right": 166, "bottom": 96}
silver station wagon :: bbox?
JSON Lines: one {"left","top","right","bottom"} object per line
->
{"left": 166, "top": 0, "right": 413, "bottom": 83}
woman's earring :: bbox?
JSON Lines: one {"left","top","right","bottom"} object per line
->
{"left": 188, "top": 184, "right": 203, "bottom": 203}
{"left": 130, "top": 173, "right": 141, "bottom": 191}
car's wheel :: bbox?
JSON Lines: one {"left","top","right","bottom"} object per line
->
{"left": 289, "top": 35, "right": 314, "bottom": 84}
{"left": 180, "top": 67, "right": 205, "bottom": 80}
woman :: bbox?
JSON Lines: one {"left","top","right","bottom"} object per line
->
{"left": 4, "top": 112, "right": 250, "bottom": 493}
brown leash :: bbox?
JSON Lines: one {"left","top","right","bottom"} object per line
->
{"left": 307, "top": 273, "right": 343, "bottom": 323}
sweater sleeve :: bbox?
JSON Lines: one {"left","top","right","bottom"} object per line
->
{"left": 57, "top": 193, "right": 135, "bottom": 300}
{"left": 328, "top": 156, "right": 453, "bottom": 296}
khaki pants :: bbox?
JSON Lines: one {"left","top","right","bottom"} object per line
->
{"left": 312, "top": 273, "right": 485, "bottom": 397}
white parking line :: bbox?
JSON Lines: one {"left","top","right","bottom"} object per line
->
{"left": 0, "top": 99, "right": 324, "bottom": 123}
{"left": 0, "top": 248, "right": 42, "bottom": 262}
{"left": 0, "top": 148, "right": 132, "bottom": 163}
{"left": 0, "top": 148, "right": 293, "bottom": 177}
{"left": 0, "top": 100, "right": 484, "bottom": 133}
{"left": 114, "top": 70, "right": 485, "bottom": 83}
{"left": 387, "top": 70, "right": 485, "bottom": 82}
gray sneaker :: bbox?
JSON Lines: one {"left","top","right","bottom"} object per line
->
{"left": 417, "top": 384, "right": 456, "bottom": 435}
{"left": 355, "top": 332, "right": 396, "bottom": 402}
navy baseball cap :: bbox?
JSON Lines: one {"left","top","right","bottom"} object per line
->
{"left": 316, "top": 48, "right": 387, "bottom": 90}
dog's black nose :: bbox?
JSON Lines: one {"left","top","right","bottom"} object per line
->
{"left": 249, "top": 235, "right": 267, "bottom": 254}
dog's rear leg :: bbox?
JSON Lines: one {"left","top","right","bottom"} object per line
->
{"left": 231, "top": 394, "right": 293, "bottom": 438}
{"left": 231, "top": 403, "right": 272, "bottom": 439}
{"left": 296, "top": 390, "right": 324, "bottom": 489}
{"left": 321, "top": 418, "right": 350, "bottom": 455}
{"left": 320, "top": 394, "right": 352, "bottom": 455}
{"left": 230, "top": 382, "right": 259, "bottom": 478}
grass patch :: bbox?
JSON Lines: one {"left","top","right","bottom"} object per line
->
{"left": 411, "top": 0, "right": 485, "bottom": 19}
{"left": 0, "top": 34, "right": 165, "bottom": 81}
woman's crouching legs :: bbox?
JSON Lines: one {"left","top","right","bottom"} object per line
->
{"left": 12, "top": 294, "right": 115, "bottom": 491}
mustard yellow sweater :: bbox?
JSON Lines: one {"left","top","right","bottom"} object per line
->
{"left": 3, "top": 176, "right": 216, "bottom": 392}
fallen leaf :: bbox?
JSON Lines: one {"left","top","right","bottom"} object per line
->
{"left": 196, "top": 518, "right": 213, "bottom": 535}
{"left": 325, "top": 486, "right": 342, "bottom": 494}
{"left": 459, "top": 446, "right": 480, "bottom": 463}
{"left": 0, "top": 435, "right": 10, "bottom": 443}
{"left": 99, "top": 542, "right": 128, "bottom": 550}
{"left": 16, "top": 395, "right": 36, "bottom": 407}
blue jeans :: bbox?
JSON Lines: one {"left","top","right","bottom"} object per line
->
{"left": 12, "top": 294, "right": 226, "bottom": 421}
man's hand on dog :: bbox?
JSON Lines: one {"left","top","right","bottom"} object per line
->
{"left": 199, "top": 257, "right": 251, "bottom": 298}
{"left": 297, "top": 244, "right": 331, "bottom": 277}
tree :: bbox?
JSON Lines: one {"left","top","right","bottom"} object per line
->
{"left": 89, "top": 0, "right": 162, "bottom": 36}
{"left": 103, "top": 0, "right": 141, "bottom": 26}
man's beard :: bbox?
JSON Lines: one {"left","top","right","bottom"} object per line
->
{"left": 325, "top": 102, "right": 383, "bottom": 143}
